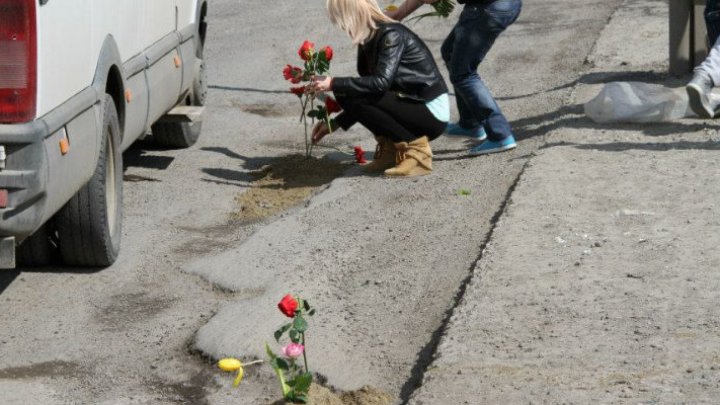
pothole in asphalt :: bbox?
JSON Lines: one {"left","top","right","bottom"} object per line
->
{"left": 233, "top": 101, "right": 297, "bottom": 117}
{"left": 270, "top": 383, "right": 392, "bottom": 405}
{"left": 233, "top": 154, "right": 351, "bottom": 222}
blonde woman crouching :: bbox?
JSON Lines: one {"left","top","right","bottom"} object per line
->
{"left": 309, "top": 0, "right": 450, "bottom": 177}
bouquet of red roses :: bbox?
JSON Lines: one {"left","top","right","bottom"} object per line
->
{"left": 283, "top": 41, "right": 342, "bottom": 158}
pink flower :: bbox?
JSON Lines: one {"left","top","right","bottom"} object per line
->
{"left": 281, "top": 343, "right": 305, "bottom": 359}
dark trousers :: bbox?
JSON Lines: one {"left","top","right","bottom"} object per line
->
{"left": 441, "top": 0, "right": 521, "bottom": 141}
{"left": 335, "top": 93, "right": 447, "bottom": 143}
{"left": 707, "top": 0, "right": 720, "bottom": 46}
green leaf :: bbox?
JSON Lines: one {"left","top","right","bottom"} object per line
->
{"left": 293, "top": 315, "right": 308, "bottom": 333}
{"left": 294, "top": 394, "right": 308, "bottom": 404}
{"left": 275, "top": 357, "right": 290, "bottom": 371}
{"left": 303, "top": 300, "right": 311, "bottom": 311}
{"left": 307, "top": 309, "right": 316, "bottom": 316}
{"left": 457, "top": 188, "right": 471, "bottom": 196}
{"left": 289, "top": 329, "right": 301, "bottom": 343}
{"left": 274, "top": 323, "right": 292, "bottom": 342}
{"left": 265, "top": 342, "right": 277, "bottom": 360}
{"left": 294, "top": 372, "right": 313, "bottom": 392}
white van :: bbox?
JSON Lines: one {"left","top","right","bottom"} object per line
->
{"left": 0, "top": 0, "right": 208, "bottom": 268}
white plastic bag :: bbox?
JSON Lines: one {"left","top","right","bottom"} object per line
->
{"left": 584, "top": 81, "right": 695, "bottom": 123}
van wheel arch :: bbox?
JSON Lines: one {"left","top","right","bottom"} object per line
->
{"left": 92, "top": 36, "right": 127, "bottom": 140}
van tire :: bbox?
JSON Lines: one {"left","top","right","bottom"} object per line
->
{"left": 57, "top": 95, "right": 123, "bottom": 267}
{"left": 151, "top": 58, "right": 206, "bottom": 149}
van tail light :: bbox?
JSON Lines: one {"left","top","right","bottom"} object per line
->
{"left": 0, "top": 0, "right": 37, "bottom": 124}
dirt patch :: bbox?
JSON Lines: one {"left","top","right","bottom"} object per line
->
{"left": 234, "top": 154, "right": 350, "bottom": 222}
{"left": 0, "top": 361, "right": 87, "bottom": 380}
{"left": 272, "top": 383, "right": 393, "bottom": 405}
{"left": 94, "top": 292, "right": 177, "bottom": 330}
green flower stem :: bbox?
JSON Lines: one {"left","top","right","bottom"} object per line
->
{"left": 308, "top": 98, "right": 316, "bottom": 158}
{"left": 312, "top": 143, "right": 352, "bottom": 156}
{"left": 299, "top": 94, "right": 310, "bottom": 122}
{"left": 275, "top": 367, "right": 291, "bottom": 398}
{"left": 301, "top": 332, "right": 309, "bottom": 373}
{"left": 303, "top": 113, "right": 309, "bottom": 158}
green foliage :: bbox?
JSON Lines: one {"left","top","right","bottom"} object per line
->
{"left": 289, "top": 329, "right": 301, "bottom": 343}
{"left": 293, "top": 315, "right": 308, "bottom": 333}
{"left": 275, "top": 323, "right": 292, "bottom": 342}
{"left": 294, "top": 372, "right": 313, "bottom": 392}
{"left": 268, "top": 294, "right": 316, "bottom": 402}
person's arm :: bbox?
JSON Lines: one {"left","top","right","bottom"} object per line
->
{"left": 332, "top": 29, "right": 405, "bottom": 98}
{"left": 386, "top": 0, "right": 438, "bottom": 21}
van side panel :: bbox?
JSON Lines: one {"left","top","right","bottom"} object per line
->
{"left": 121, "top": 71, "right": 150, "bottom": 151}
{"left": 175, "top": 0, "right": 199, "bottom": 29}
{"left": 36, "top": 0, "right": 91, "bottom": 118}
{"left": 91, "top": 0, "right": 142, "bottom": 63}
{"left": 144, "top": 1, "right": 176, "bottom": 44}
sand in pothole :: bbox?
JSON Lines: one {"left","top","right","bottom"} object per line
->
{"left": 234, "top": 154, "right": 351, "bottom": 222}
{"left": 272, "top": 383, "right": 393, "bottom": 405}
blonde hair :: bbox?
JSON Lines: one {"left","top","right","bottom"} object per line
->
{"left": 327, "top": 0, "right": 395, "bottom": 45}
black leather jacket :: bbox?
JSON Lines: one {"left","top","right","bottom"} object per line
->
{"left": 332, "top": 23, "right": 448, "bottom": 129}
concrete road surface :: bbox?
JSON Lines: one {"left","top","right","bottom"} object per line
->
{"left": 4, "top": 0, "right": 705, "bottom": 404}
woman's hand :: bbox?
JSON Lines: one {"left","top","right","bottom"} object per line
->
{"left": 385, "top": 0, "right": 435, "bottom": 21}
{"left": 311, "top": 121, "right": 331, "bottom": 144}
{"left": 309, "top": 75, "right": 333, "bottom": 93}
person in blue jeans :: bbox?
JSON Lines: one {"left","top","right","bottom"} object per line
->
{"left": 687, "top": 0, "right": 720, "bottom": 118}
{"left": 386, "top": 0, "right": 522, "bottom": 155}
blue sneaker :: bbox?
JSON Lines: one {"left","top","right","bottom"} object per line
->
{"left": 469, "top": 135, "right": 517, "bottom": 156}
{"left": 445, "top": 123, "right": 487, "bottom": 141}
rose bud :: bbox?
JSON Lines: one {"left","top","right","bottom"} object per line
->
{"left": 278, "top": 294, "right": 299, "bottom": 318}
{"left": 298, "top": 40, "right": 315, "bottom": 61}
{"left": 320, "top": 46, "right": 333, "bottom": 62}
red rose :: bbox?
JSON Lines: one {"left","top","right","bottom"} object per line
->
{"left": 283, "top": 64, "right": 303, "bottom": 84}
{"left": 320, "top": 46, "right": 333, "bottom": 62}
{"left": 290, "top": 86, "right": 306, "bottom": 97}
{"left": 354, "top": 146, "right": 367, "bottom": 164}
{"left": 298, "top": 40, "right": 315, "bottom": 61}
{"left": 325, "top": 96, "right": 342, "bottom": 114}
{"left": 278, "top": 294, "right": 299, "bottom": 318}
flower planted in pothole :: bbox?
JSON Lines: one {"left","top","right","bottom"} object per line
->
{"left": 267, "top": 294, "right": 316, "bottom": 403}
{"left": 283, "top": 40, "right": 342, "bottom": 159}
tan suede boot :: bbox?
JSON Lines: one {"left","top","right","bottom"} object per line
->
{"left": 384, "top": 136, "right": 432, "bottom": 177}
{"left": 362, "top": 136, "right": 396, "bottom": 173}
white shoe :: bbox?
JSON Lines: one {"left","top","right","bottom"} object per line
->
{"left": 687, "top": 70, "right": 715, "bottom": 118}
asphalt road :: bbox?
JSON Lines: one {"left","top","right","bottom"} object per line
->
{"left": 0, "top": 0, "right": 624, "bottom": 403}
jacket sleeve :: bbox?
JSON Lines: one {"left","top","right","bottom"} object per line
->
{"left": 332, "top": 29, "right": 404, "bottom": 98}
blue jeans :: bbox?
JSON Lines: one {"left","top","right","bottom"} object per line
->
{"left": 707, "top": 0, "right": 720, "bottom": 47}
{"left": 441, "top": 0, "right": 521, "bottom": 141}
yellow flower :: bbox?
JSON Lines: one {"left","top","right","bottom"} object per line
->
{"left": 218, "top": 358, "right": 244, "bottom": 387}
{"left": 218, "top": 358, "right": 242, "bottom": 372}
{"left": 385, "top": 4, "right": 398, "bottom": 11}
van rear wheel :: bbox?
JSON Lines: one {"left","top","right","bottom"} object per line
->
{"left": 151, "top": 58, "right": 206, "bottom": 149}
{"left": 57, "top": 95, "right": 123, "bottom": 267}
